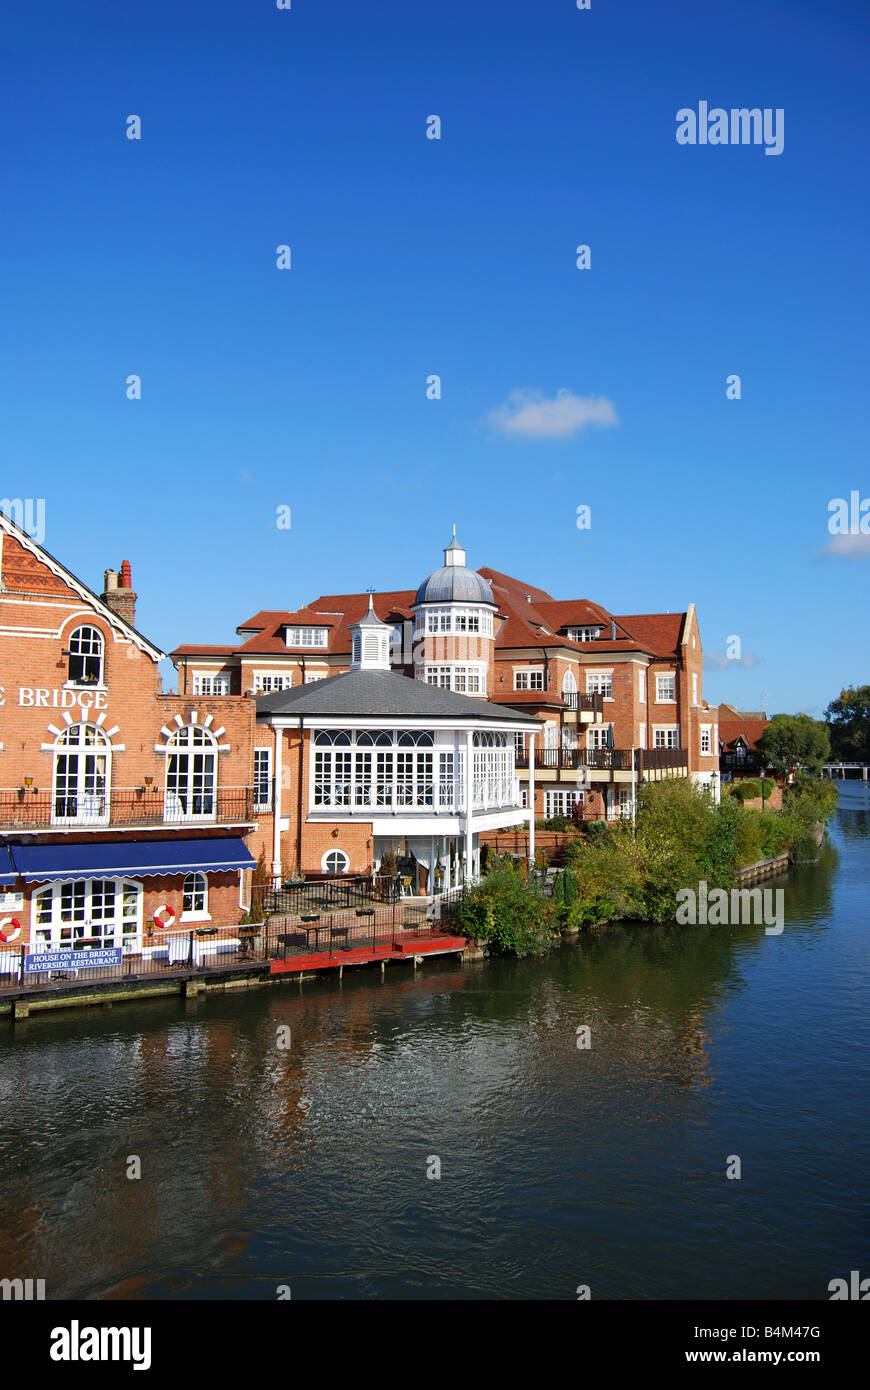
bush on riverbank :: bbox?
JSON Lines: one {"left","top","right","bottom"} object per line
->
{"left": 463, "top": 778, "right": 839, "bottom": 947}
{"left": 558, "top": 777, "right": 839, "bottom": 928}
{"left": 455, "top": 863, "right": 556, "bottom": 956}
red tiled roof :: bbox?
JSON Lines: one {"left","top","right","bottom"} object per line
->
{"left": 614, "top": 613, "right": 685, "bottom": 658}
{"left": 235, "top": 609, "right": 294, "bottom": 634}
{"left": 719, "top": 719, "right": 770, "bottom": 751}
{"left": 175, "top": 572, "right": 690, "bottom": 670}
{"left": 171, "top": 644, "right": 237, "bottom": 657}
{"left": 478, "top": 568, "right": 554, "bottom": 606}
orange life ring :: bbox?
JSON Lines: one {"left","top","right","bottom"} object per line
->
{"left": 0, "top": 916, "right": 22, "bottom": 943}
{"left": 152, "top": 904, "right": 175, "bottom": 930}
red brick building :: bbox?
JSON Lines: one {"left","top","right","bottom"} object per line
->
{"left": 174, "top": 531, "right": 721, "bottom": 825}
{"left": 0, "top": 512, "right": 256, "bottom": 963}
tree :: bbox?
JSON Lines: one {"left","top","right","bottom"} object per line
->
{"left": 758, "top": 713, "right": 830, "bottom": 780}
{"left": 824, "top": 686, "right": 870, "bottom": 762}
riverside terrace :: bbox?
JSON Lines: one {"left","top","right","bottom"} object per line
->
{"left": 0, "top": 880, "right": 470, "bottom": 1015}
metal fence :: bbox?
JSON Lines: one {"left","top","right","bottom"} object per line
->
{"left": 0, "top": 891, "right": 471, "bottom": 996}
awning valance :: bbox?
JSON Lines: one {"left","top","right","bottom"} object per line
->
{"left": 10, "top": 838, "right": 256, "bottom": 884}
{"left": 0, "top": 847, "right": 17, "bottom": 885}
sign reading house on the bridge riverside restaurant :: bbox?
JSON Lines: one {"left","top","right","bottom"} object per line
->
{"left": 23, "top": 948, "right": 123, "bottom": 973}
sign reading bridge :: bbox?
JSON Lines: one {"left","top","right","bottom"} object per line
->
{"left": 24, "top": 948, "right": 123, "bottom": 973}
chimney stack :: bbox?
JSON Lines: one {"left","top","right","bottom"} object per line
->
{"left": 102, "top": 559, "right": 137, "bottom": 626}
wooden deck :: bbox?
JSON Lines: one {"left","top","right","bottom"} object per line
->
{"left": 269, "top": 929, "right": 468, "bottom": 975}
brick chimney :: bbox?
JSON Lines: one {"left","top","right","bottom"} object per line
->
{"left": 102, "top": 559, "right": 137, "bottom": 626}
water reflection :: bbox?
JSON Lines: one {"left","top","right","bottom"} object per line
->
{"left": 0, "top": 809, "right": 866, "bottom": 1300}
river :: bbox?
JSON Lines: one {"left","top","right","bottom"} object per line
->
{"left": 1, "top": 809, "right": 868, "bottom": 1300}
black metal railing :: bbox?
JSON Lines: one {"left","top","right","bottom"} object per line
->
{"left": 561, "top": 692, "right": 604, "bottom": 713}
{"left": 0, "top": 897, "right": 470, "bottom": 995}
{"left": 0, "top": 786, "right": 256, "bottom": 830}
{"left": 515, "top": 747, "right": 689, "bottom": 774}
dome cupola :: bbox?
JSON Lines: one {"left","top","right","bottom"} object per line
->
{"left": 414, "top": 527, "right": 495, "bottom": 607}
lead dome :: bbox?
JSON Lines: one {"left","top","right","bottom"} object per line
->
{"left": 414, "top": 529, "right": 495, "bottom": 607}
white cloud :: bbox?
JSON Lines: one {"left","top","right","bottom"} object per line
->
{"left": 706, "top": 650, "right": 760, "bottom": 670}
{"left": 819, "top": 533, "right": 870, "bottom": 561}
{"left": 488, "top": 389, "right": 619, "bottom": 440}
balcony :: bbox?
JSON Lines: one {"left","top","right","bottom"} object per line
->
{"left": 515, "top": 747, "right": 689, "bottom": 775}
{"left": 561, "top": 692, "right": 604, "bottom": 714}
{"left": 0, "top": 787, "right": 257, "bottom": 832}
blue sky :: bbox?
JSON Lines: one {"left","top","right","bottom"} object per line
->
{"left": 2, "top": 0, "right": 868, "bottom": 716}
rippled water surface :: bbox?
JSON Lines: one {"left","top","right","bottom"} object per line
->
{"left": 2, "top": 810, "right": 868, "bottom": 1300}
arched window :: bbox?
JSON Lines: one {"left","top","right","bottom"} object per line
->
{"left": 53, "top": 723, "right": 110, "bottom": 824}
{"left": 165, "top": 725, "right": 217, "bottom": 821}
{"left": 314, "top": 730, "right": 352, "bottom": 746}
{"left": 397, "top": 731, "right": 433, "bottom": 746}
{"left": 182, "top": 872, "right": 208, "bottom": 917}
{"left": 67, "top": 625, "right": 104, "bottom": 686}
{"left": 322, "top": 849, "right": 350, "bottom": 875}
{"left": 561, "top": 669, "right": 577, "bottom": 697}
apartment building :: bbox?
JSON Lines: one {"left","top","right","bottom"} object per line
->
{"left": 174, "top": 531, "right": 720, "bottom": 824}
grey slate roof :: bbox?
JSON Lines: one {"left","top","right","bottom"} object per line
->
{"left": 255, "top": 668, "right": 541, "bottom": 724}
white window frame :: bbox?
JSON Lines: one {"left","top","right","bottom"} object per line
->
{"left": 322, "top": 849, "right": 350, "bottom": 875}
{"left": 567, "top": 627, "right": 600, "bottom": 642}
{"left": 52, "top": 723, "right": 111, "bottom": 826}
{"left": 164, "top": 725, "right": 218, "bottom": 822}
{"left": 544, "top": 790, "right": 577, "bottom": 818}
{"left": 192, "top": 672, "right": 230, "bottom": 695}
{"left": 700, "top": 725, "right": 712, "bottom": 755}
{"left": 655, "top": 673, "right": 676, "bottom": 703}
{"left": 653, "top": 725, "right": 680, "bottom": 749}
{"left": 285, "top": 627, "right": 328, "bottom": 648}
{"left": 514, "top": 668, "right": 545, "bottom": 691}
{"left": 587, "top": 724, "right": 613, "bottom": 751}
{"left": 66, "top": 625, "right": 104, "bottom": 688}
{"left": 638, "top": 668, "right": 646, "bottom": 704}
{"left": 181, "top": 871, "right": 210, "bottom": 922}
{"left": 586, "top": 671, "right": 613, "bottom": 699}
{"left": 424, "top": 664, "right": 486, "bottom": 694}
{"left": 253, "top": 672, "right": 294, "bottom": 693}
{"left": 253, "top": 747, "right": 272, "bottom": 811}
{"left": 31, "top": 877, "right": 142, "bottom": 952}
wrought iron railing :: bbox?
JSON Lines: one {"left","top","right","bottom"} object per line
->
{"left": 0, "top": 786, "right": 256, "bottom": 830}
{"left": 514, "top": 747, "right": 689, "bottom": 774}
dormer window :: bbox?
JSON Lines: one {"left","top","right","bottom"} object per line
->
{"left": 67, "top": 625, "right": 104, "bottom": 686}
{"left": 285, "top": 626, "right": 328, "bottom": 648}
{"left": 567, "top": 626, "right": 601, "bottom": 642}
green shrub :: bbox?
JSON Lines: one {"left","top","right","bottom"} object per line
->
{"left": 784, "top": 777, "right": 839, "bottom": 824}
{"left": 456, "top": 864, "right": 555, "bottom": 955}
{"left": 735, "top": 808, "right": 765, "bottom": 867}
{"left": 730, "top": 779, "right": 762, "bottom": 801}
{"left": 758, "top": 811, "right": 791, "bottom": 859}
{"left": 544, "top": 814, "right": 570, "bottom": 831}
{"left": 790, "top": 830, "right": 821, "bottom": 863}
